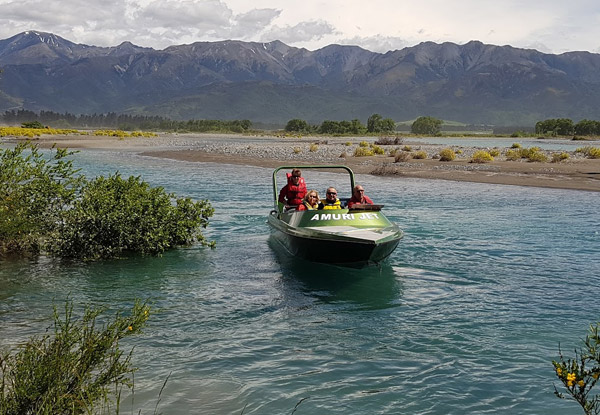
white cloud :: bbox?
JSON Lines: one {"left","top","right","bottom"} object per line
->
{"left": 261, "top": 20, "right": 337, "bottom": 45}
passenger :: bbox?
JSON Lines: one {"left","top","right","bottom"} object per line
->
{"left": 278, "top": 168, "right": 307, "bottom": 210}
{"left": 347, "top": 184, "right": 374, "bottom": 208}
{"left": 318, "top": 187, "right": 342, "bottom": 210}
{"left": 297, "top": 190, "right": 320, "bottom": 211}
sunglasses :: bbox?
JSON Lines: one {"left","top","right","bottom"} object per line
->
{"left": 327, "top": 192, "right": 337, "bottom": 195}
{"left": 292, "top": 175, "right": 301, "bottom": 179}
{"left": 308, "top": 195, "right": 318, "bottom": 198}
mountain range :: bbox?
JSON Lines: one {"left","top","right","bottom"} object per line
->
{"left": 2, "top": 30, "right": 600, "bottom": 127}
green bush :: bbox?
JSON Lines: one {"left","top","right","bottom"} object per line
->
{"left": 0, "top": 300, "right": 151, "bottom": 415}
{"left": 438, "top": 148, "right": 456, "bottom": 161}
{"left": 489, "top": 149, "right": 501, "bottom": 157}
{"left": 48, "top": 174, "right": 214, "bottom": 259}
{"left": 471, "top": 150, "right": 494, "bottom": 163}
{"left": 0, "top": 143, "right": 214, "bottom": 259}
{"left": 0, "top": 143, "right": 83, "bottom": 255}
{"left": 358, "top": 140, "right": 369, "bottom": 148}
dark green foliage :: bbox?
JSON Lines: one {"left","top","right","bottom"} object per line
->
{"left": 411, "top": 116, "right": 443, "bottom": 135}
{"left": 0, "top": 143, "right": 214, "bottom": 259}
{"left": 574, "top": 119, "right": 600, "bottom": 136}
{"left": 535, "top": 118, "right": 575, "bottom": 136}
{"left": 285, "top": 119, "right": 310, "bottom": 132}
{"left": 318, "top": 119, "right": 365, "bottom": 135}
{"left": 20, "top": 121, "right": 45, "bottom": 129}
{"left": 2, "top": 109, "right": 252, "bottom": 133}
{"left": 0, "top": 143, "right": 83, "bottom": 255}
{"left": 48, "top": 174, "right": 215, "bottom": 259}
{"left": 366, "top": 114, "right": 396, "bottom": 133}
{"left": 0, "top": 300, "right": 151, "bottom": 415}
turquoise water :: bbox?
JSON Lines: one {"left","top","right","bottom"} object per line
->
{"left": 1, "top": 149, "right": 599, "bottom": 414}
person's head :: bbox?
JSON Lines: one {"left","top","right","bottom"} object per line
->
{"left": 353, "top": 184, "right": 365, "bottom": 199}
{"left": 304, "top": 189, "right": 319, "bottom": 205}
{"left": 325, "top": 187, "right": 338, "bottom": 202}
{"left": 290, "top": 168, "right": 302, "bottom": 184}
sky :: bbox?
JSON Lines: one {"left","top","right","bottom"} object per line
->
{"left": 0, "top": 0, "right": 599, "bottom": 54}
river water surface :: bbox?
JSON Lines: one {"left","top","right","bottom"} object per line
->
{"left": 1, "top": 148, "right": 599, "bottom": 414}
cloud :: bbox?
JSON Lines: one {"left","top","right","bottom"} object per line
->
{"left": 230, "top": 8, "right": 281, "bottom": 39}
{"left": 136, "top": 0, "right": 232, "bottom": 28}
{"left": 339, "top": 35, "right": 409, "bottom": 53}
{"left": 261, "top": 20, "right": 336, "bottom": 45}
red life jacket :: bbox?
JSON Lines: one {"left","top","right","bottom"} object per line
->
{"left": 278, "top": 173, "right": 307, "bottom": 206}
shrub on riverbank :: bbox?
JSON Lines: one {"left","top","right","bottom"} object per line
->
{"left": 576, "top": 146, "right": 600, "bottom": 159}
{"left": 0, "top": 300, "right": 151, "bottom": 415}
{"left": 471, "top": 150, "right": 493, "bottom": 163}
{"left": 438, "top": 148, "right": 456, "bottom": 161}
{"left": 553, "top": 322, "right": 600, "bottom": 414}
{"left": 0, "top": 142, "right": 214, "bottom": 259}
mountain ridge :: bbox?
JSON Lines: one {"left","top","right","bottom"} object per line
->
{"left": 1, "top": 30, "right": 600, "bottom": 126}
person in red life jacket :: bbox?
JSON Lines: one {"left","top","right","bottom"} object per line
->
{"left": 297, "top": 190, "right": 320, "bottom": 211}
{"left": 347, "top": 184, "right": 374, "bottom": 208}
{"left": 278, "top": 168, "right": 307, "bottom": 210}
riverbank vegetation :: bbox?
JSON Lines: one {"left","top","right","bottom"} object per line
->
{"left": 1, "top": 109, "right": 252, "bottom": 133}
{"left": 0, "top": 142, "right": 214, "bottom": 259}
{"left": 553, "top": 322, "right": 600, "bottom": 414}
{"left": 0, "top": 300, "right": 151, "bottom": 415}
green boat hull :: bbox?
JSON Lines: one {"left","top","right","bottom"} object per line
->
{"left": 267, "top": 209, "right": 403, "bottom": 267}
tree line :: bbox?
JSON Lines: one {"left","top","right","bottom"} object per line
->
{"left": 1, "top": 109, "right": 252, "bottom": 133}
{"left": 536, "top": 118, "right": 600, "bottom": 136}
{"left": 285, "top": 114, "right": 396, "bottom": 134}
{"left": 286, "top": 115, "right": 445, "bottom": 135}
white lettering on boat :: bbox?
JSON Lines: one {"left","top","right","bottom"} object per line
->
{"left": 309, "top": 213, "right": 379, "bottom": 221}
{"left": 359, "top": 213, "right": 379, "bottom": 220}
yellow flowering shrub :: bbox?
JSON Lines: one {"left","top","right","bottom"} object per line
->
{"left": 553, "top": 322, "right": 600, "bottom": 413}
{"left": 353, "top": 147, "right": 374, "bottom": 157}
{"left": 438, "top": 148, "right": 456, "bottom": 161}
{"left": 470, "top": 150, "right": 493, "bottom": 163}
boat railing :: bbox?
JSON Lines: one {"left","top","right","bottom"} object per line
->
{"left": 272, "top": 165, "right": 356, "bottom": 213}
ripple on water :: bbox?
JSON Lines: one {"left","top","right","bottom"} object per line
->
{"left": 0, "top": 151, "right": 598, "bottom": 414}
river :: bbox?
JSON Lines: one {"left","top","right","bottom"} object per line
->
{"left": 1, "top": 148, "right": 599, "bottom": 414}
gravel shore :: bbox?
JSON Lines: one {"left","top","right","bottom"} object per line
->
{"left": 10, "top": 132, "right": 600, "bottom": 192}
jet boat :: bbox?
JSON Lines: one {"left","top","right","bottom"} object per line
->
{"left": 267, "top": 165, "right": 403, "bottom": 267}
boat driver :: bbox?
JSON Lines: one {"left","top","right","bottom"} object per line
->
{"left": 278, "top": 168, "right": 307, "bottom": 210}
{"left": 318, "top": 187, "right": 342, "bottom": 210}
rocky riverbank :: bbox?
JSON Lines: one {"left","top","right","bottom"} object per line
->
{"left": 8, "top": 132, "right": 600, "bottom": 192}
